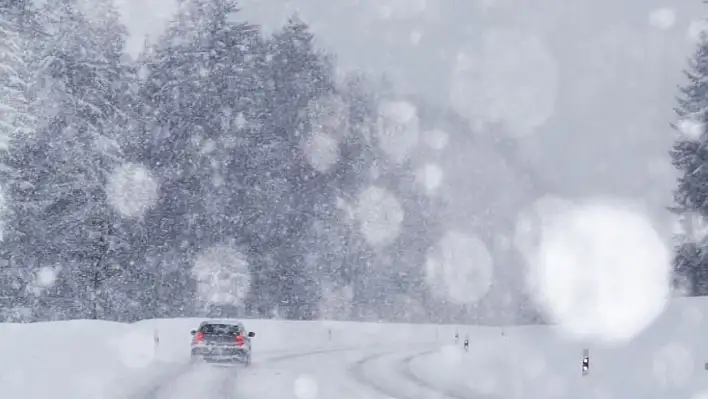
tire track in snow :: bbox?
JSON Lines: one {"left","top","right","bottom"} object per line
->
{"left": 399, "top": 351, "right": 497, "bottom": 399}
{"left": 139, "top": 345, "right": 370, "bottom": 399}
{"left": 348, "top": 349, "right": 444, "bottom": 399}
{"left": 348, "top": 350, "right": 407, "bottom": 398}
{"left": 349, "top": 348, "right": 496, "bottom": 399}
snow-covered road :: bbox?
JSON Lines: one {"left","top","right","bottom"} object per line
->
{"left": 137, "top": 344, "right": 487, "bottom": 399}
{"left": 10, "top": 304, "right": 708, "bottom": 399}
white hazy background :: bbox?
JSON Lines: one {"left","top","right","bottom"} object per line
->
{"left": 115, "top": 0, "right": 699, "bottom": 215}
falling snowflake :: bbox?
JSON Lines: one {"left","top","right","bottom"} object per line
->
{"left": 318, "top": 281, "right": 354, "bottom": 320}
{"left": 35, "top": 267, "right": 59, "bottom": 288}
{"left": 302, "top": 131, "right": 339, "bottom": 173}
{"left": 234, "top": 113, "right": 247, "bottom": 129}
{"left": 193, "top": 244, "right": 251, "bottom": 306}
{"left": 514, "top": 195, "right": 574, "bottom": 259}
{"left": 307, "top": 94, "right": 349, "bottom": 135}
{"left": 106, "top": 163, "right": 159, "bottom": 219}
{"left": 355, "top": 186, "right": 404, "bottom": 248}
{"left": 200, "top": 139, "right": 217, "bottom": 155}
{"left": 301, "top": 94, "right": 349, "bottom": 172}
{"left": 376, "top": 101, "right": 420, "bottom": 164}
{"left": 526, "top": 201, "right": 671, "bottom": 342}
{"left": 676, "top": 118, "right": 703, "bottom": 140}
{"left": 674, "top": 211, "right": 708, "bottom": 244}
{"left": 422, "top": 128, "right": 449, "bottom": 150}
{"left": 416, "top": 163, "right": 443, "bottom": 193}
{"left": 425, "top": 230, "right": 494, "bottom": 304}
{"left": 648, "top": 8, "right": 676, "bottom": 30}
{"left": 688, "top": 19, "right": 708, "bottom": 42}
{"left": 449, "top": 29, "right": 558, "bottom": 137}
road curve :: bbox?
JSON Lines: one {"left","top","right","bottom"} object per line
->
{"left": 349, "top": 347, "right": 498, "bottom": 399}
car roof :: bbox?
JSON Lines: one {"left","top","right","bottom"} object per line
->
{"left": 199, "top": 319, "right": 244, "bottom": 327}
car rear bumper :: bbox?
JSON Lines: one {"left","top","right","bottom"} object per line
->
{"left": 191, "top": 346, "right": 249, "bottom": 363}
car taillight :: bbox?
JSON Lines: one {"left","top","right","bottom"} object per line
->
{"left": 193, "top": 332, "right": 204, "bottom": 345}
{"left": 236, "top": 333, "right": 244, "bottom": 346}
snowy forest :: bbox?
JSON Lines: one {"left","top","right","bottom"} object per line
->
{"left": 0, "top": 0, "right": 548, "bottom": 324}
{"left": 5, "top": 0, "right": 708, "bottom": 326}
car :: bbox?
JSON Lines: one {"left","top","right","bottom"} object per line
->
{"left": 190, "top": 320, "right": 255, "bottom": 366}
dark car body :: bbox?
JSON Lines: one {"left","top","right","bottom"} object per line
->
{"left": 190, "top": 320, "right": 255, "bottom": 365}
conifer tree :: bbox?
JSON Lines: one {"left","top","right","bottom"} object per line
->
{"left": 2, "top": 0, "right": 132, "bottom": 318}
{"left": 139, "top": 0, "right": 266, "bottom": 316}
{"left": 671, "top": 31, "right": 708, "bottom": 295}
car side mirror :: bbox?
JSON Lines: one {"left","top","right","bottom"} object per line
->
{"left": 248, "top": 332, "right": 255, "bottom": 338}
{"left": 190, "top": 330, "right": 196, "bottom": 335}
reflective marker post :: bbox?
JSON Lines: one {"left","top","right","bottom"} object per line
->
{"left": 582, "top": 348, "right": 590, "bottom": 377}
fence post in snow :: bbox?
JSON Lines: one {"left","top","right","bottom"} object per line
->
{"left": 582, "top": 348, "right": 590, "bottom": 376}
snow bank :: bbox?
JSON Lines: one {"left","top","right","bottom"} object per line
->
{"left": 0, "top": 320, "right": 130, "bottom": 398}
{"left": 0, "top": 319, "right": 188, "bottom": 398}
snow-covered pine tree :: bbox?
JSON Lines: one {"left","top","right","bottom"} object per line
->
{"left": 248, "top": 15, "right": 339, "bottom": 320}
{"left": 139, "top": 0, "right": 265, "bottom": 317}
{"left": 671, "top": 29, "right": 708, "bottom": 296}
{"left": 137, "top": 0, "right": 209, "bottom": 287}
{"left": 0, "top": 0, "right": 35, "bottom": 150}
{"left": 2, "top": 0, "right": 133, "bottom": 319}
{"left": 0, "top": 0, "right": 40, "bottom": 320}
{"left": 286, "top": 73, "right": 379, "bottom": 321}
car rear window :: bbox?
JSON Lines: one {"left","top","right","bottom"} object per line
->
{"left": 199, "top": 324, "right": 241, "bottom": 335}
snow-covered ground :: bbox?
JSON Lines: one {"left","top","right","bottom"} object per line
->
{"left": 414, "top": 297, "right": 708, "bottom": 399}
{"left": 2, "top": 297, "right": 708, "bottom": 398}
